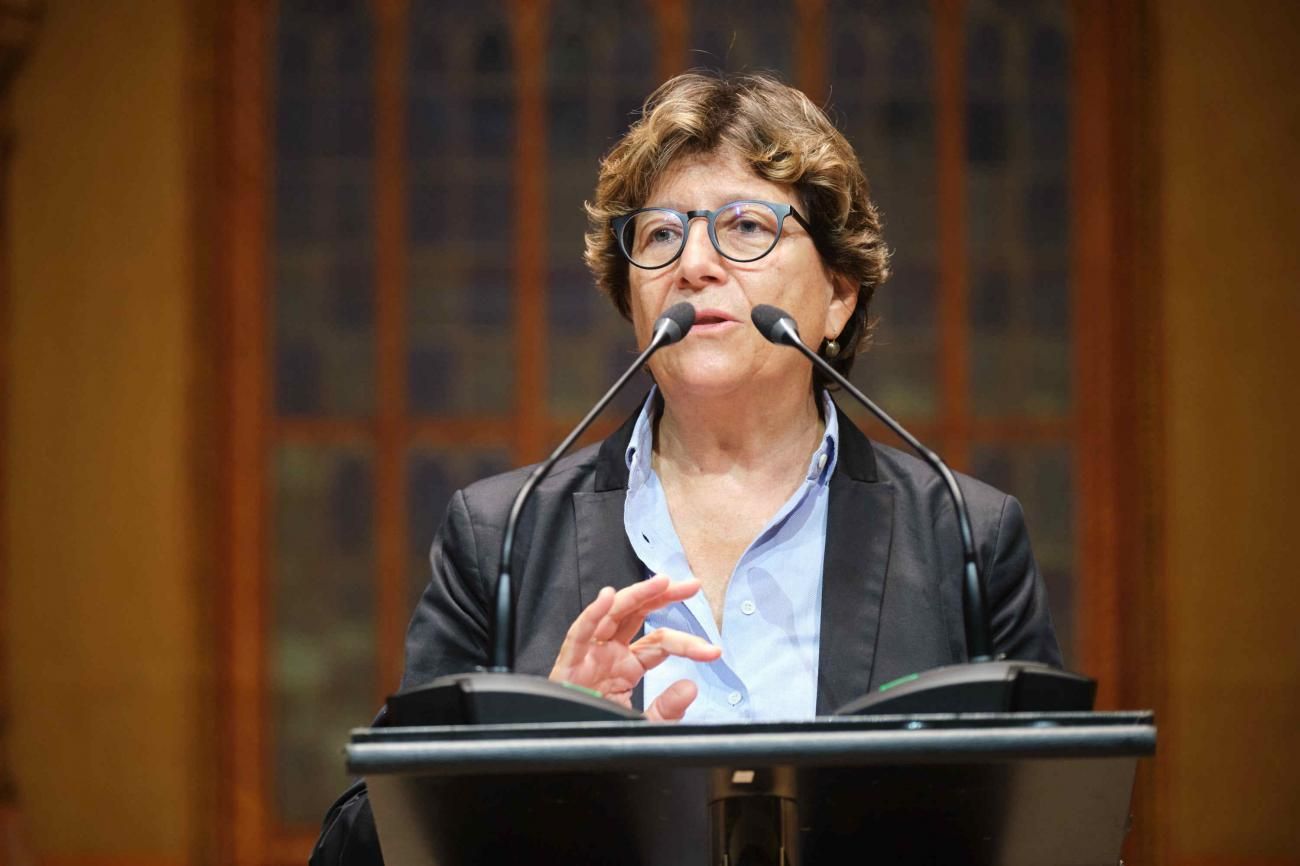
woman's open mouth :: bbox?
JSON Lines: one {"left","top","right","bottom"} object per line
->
{"left": 689, "top": 309, "right": 737, "bottom": 332}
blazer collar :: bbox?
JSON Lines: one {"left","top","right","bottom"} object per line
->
{"left": 827, "top": 400, "right": 880, "bottom": 482}
{"left": 593, "top": 396, "right": 646, "bottom": 492}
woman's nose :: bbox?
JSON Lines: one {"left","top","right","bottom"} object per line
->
{"left": 675, "top": 219, "right": 726, "bottom": 287}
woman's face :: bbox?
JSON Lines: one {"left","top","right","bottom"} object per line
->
{"left": 628, "top": 149, "right": 857, "bottom": 402}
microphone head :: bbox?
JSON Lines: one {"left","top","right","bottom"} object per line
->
{"left": 750, "top": 304, "right": 801, "bottom": 345}
{"left": 654, "top": 301, "right": 697, "bottom": 345}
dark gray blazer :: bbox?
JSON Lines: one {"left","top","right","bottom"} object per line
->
{"left": 311, "top": 400, "right": 1061, "bottom": 864}
{"left": 400, "top": 400, "right": 1061, "bottom": 711}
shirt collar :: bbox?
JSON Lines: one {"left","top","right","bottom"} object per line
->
{"left": 625, "top": 386, "right": 840, "bottom": 490}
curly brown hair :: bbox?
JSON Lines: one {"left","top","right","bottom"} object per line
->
{"left": 584, "top": 70, "right": 890, "bottom": 383}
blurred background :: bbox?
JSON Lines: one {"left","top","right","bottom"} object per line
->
{"left": 0, "top": 0, "right": 1296, "bottom": 863}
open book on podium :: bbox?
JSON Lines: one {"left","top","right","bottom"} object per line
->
{"left": 347, "top": 710, "right": 1154, "bottom": 866}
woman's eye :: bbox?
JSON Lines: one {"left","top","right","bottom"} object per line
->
{"left": 638, "top": 220, "right": 682, "bottom": 248}
{"left": 722, "top": 213, "right": 774, "bottom": 236}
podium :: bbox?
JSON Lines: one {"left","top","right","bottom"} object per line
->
{"left": 347, "top": 710, "right": 1154, "bottom": 866}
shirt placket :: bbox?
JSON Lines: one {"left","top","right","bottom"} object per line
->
{"left": 716, "top": 476, "right": 822, "bottom": 718}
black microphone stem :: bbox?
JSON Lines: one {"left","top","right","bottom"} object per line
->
{"left": 770, "top": 319, "right": 993, "bottom": 663}
{"left": 489, "top": 313, "right": 690, "bottom": 672}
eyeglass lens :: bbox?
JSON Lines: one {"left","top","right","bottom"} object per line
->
{"left": 621, "top": 202, "right": 784, "bottom": 268}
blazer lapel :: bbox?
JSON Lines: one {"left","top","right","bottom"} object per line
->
{"left": 574, "top": 402, "right": 645, "bottom": 607}
{"left": 572, "top": 490, "right": 644, "bottom": 608}
{"left": 571, "top": 406, "right": 649, "bottom": 707}
{"left": 573, "top": 489, "right": 648, "bottom": 711}
{"left": 815, "top": 405, "right": 896, "bottom": 714}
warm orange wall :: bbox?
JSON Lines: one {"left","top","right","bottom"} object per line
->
{"left": 1158, "top": 0, "right": 1300, "bottom": 861}
{"left": 4, "top": 0, "right": 201, "bottom": 862}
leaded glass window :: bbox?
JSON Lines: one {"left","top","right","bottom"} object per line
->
{"left": 232, "top": 2, "right": 1090, "bottom": 856}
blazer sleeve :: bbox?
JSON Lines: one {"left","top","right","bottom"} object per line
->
{"left": 309, "top": 778, "right": 383, "bottom": 866}
{"left": 402, "top": 487, "right": 493, "bottom": 688}
{"left": 311, "top": 489, "right": 492, "bottom": 865}
{"left": 983, "top": 493, "right": 1063, "bottom": 666}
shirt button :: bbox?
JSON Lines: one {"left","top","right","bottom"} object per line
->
{"left": 727, "top": 691, "right": 743, "bottom": 706}
{"left": 817, "top": 453, "right": 828, "bottom": 471}
{"left": 740, "top": 600, "right": 757, "bottom": 616}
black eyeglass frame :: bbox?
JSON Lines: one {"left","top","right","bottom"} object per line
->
{"left": 611, "top": 199, "right": 814, "bottom": 270}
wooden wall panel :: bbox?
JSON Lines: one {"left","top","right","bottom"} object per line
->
{"left": 1157, "top": 0, "right": 1300, "bottom": 861}
{"left": 6, "top": 0, "right": 201, "bottom": 858}
{"left": 1072, "top": 2, "right": 1167, "bottom": 862}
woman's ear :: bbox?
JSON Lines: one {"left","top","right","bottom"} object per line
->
{"left": 825, "top": 272, "right": 859, "bottom": 339}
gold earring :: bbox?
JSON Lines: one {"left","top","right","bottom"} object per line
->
{"left": 824, "top": 339, "right": 841, "bottom": 359}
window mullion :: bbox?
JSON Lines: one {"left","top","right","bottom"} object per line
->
{"left": 509, "top": 0, "right": 551, "bottom": 464}
{"left": 934, "top": 0, "right": 972, "bottom": 468}
{"left": 373, "top": 0, "right": 409, "bottom": 703}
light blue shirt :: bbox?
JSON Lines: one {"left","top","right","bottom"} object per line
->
{"left": 624, "top": 388, "right": 839, "bottom": 722}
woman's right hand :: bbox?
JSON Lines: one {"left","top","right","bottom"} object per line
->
{"left": 548, "top": 575, "right": 722, "bottom": 721}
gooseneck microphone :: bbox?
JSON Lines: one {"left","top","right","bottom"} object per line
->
{"left": 491, "top": 301, "right": 697, "bottom": 671}
{"left": 751, "top": 304, "right": 991, "bottom": 660}
{"left": 750, "top": 304, "right": 1095, "bottom": 714}
{"left": 386, "top": 302, "right": 696, "bottom": 726}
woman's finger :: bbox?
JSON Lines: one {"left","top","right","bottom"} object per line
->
{"left": 605, "top": 575, "right": 672, "bottom": 622}
{"left": 551, "top": 585, "right": 615, "bottom": 674}
{"left": 612, "top": 577, "right": 702, "bottom": 643}
{"left": 630, "top": 627, "right": 722, "bottom": 670}
{"left": 588, "top": 578, "right": 674, "bottom": 648}
{"left": 566, "top": 585, "right": 615, "bottom": 644}
{"left": 645, "top": 679, "right": 698, "bottom": 722}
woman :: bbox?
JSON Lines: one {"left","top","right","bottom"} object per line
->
{"left": 312, "top": 69, "right": 1059, "bottom": 862}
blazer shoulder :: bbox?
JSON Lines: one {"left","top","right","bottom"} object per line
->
{"left": 869, "top": 441, "right": 1010, "bottom": 520}
{"left": 457, "top": 440, "right": 605, "bottom": 527}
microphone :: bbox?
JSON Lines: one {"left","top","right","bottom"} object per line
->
{"left": 386, "top": 302, "right": 696, "bottom": 726}
{"left": 751, "top": 304, "right": 1095, "bottom": 714}
{"left": 491, "top": 300, "right": 696, "bottom": 670}
{"left": 752, "top": 305, "right": 992, "bottom": 660}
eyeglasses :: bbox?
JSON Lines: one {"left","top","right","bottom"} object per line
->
{"left": 611, "top": 200, "right": 813, "bottom": 270}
